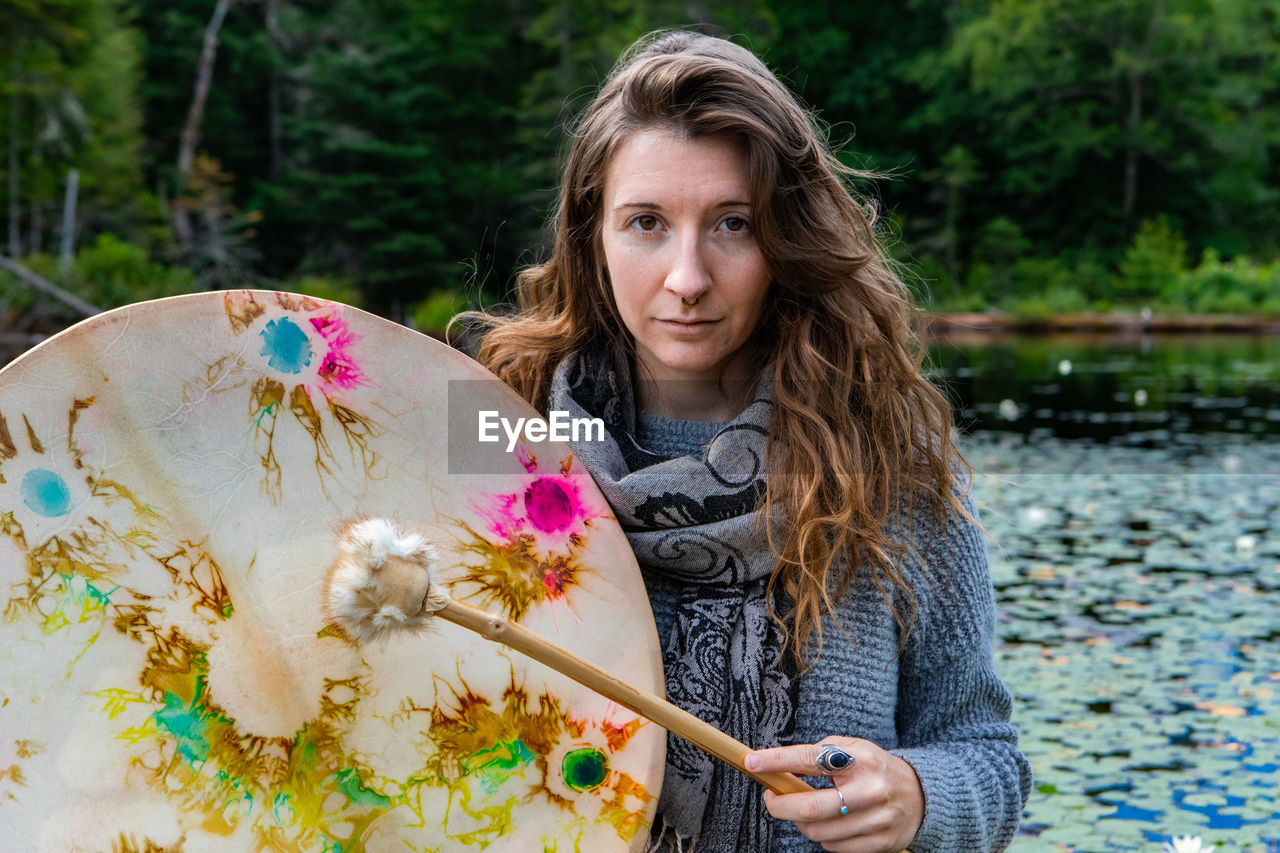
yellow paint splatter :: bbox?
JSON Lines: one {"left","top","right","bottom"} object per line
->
{"left": 451, "top": 521, "right": 583, "bottom": 622}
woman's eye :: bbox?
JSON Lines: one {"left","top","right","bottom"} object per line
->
{"left": 631, "top": 215, "right": 660, "bottom": 232}
{"left": 720, "top": 216, "right": 749, "bottom": 233}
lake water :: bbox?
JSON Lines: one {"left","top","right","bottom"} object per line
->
{"left": 931, "top": 335, "right": 1280, "bottom": 852}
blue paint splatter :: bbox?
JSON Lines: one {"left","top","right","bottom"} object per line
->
{"left": 259, "top": 317, "right": 312, "bottom": 374}
{"left": 20, "top": 468, "right": 71, "bottom": 517}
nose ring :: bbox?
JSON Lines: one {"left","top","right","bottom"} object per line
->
{"left": 681, "top": 296, "right": 700, "bottom": 307}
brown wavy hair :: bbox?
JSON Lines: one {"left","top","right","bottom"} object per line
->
{"left": 466, "top": 31, "right": 968, "bottom": 665}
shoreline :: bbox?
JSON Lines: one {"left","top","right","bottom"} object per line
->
{"left": 4, "top": 311, "right": 1279, "bottom": 367}
{"left": 925, "top": 310, "right": 1280, "bottom": 340}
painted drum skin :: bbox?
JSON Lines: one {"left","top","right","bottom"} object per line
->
{"left": 0, "top": 291, "right": 664, "bottom": 853}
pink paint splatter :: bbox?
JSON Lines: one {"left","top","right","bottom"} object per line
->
{"left": 470, "top": 470, "right": 598, "bottom": 559}
{"left": 543, "top": 566, "right": 567, "bottom": 595}
{"left": 310, "top": 312, "right": 374, "bottom": 392}
{"left": 524, "top": 478, "right": 576, "bottom": 533}
{"left": 476, "top": 492, "right": 523, "bottom": 543}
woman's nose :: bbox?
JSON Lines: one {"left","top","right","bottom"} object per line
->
{"left": 664, "top": 233, "right": 712, "bottom": 302}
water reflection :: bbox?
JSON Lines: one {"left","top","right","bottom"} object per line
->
{"left": 930, "top": 334, "right": 1280, "bottom": 445}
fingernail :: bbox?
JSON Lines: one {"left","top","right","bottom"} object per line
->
{"left": 745, "top": 754, "right": 761, "bottom": 771}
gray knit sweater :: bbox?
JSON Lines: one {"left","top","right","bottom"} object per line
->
{"left": 635, "top": 413, "right": 1031, "bottom": 852}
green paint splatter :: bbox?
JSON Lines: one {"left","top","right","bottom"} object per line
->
{"left": 270, "top": 791, "right": 294, "bottom": 824}
{"left": 561, "top": 747, "right": 608, "bottom": 792}
{"left": 83, "top": 580, "right": 117, "bottom": 607}
{"left": 154, "top": 690, "right": 212, "bottom": 765}
{"left": 256, "top": 402, "right": 277, "bottom": 423}
{"left": 465, "top": 739, "right": 536, "bottom": 794}
{"left": 334, "top": 767, "right": 391, "bottom": 808}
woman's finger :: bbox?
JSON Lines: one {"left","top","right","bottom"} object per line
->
{"left": 763, "top": 775, "right": 894, "bottom": 823}
{"left": 756, "top": 738, "right": 924, "bottom": 853}
{"left": 762, "top": 784, "right": 858, "bottom": 823}
{"left": 746, "top": 736, "right": 865, "bottom": 777}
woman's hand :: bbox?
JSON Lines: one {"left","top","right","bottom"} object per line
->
{"left": 746, "top": 737, "right": 925, "bottom": 852}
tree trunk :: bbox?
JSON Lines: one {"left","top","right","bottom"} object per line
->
{"left": 266, "top": 0, "right": 284, "bottom": 181}
{"left": 29, "top": 145, "right": 42, "bottom": 254}
{"left": 1123, "top": 69, "right": 1140, "bottom": 220}
{"left": 174, "top": 0, "right": 235, "bottom": 248}
{"left": 945, "top": 181, "right": 959, "bottom": 287}
{"left": 555, "top": 0, "right": 572, "bottom": 126}
{"left": 1123, "top": 0, "right": 1165, "bottom": 222}
{"left": 8, "top": 35, "right": 21, "bottom": 258}
{"left": 60, "top": 168, "right": 78, "bottom": 280}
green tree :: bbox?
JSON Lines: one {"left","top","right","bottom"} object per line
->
{"left": 2, "top": 0, "right": 147, "bottom": 260}
{"left": 917, "top": 0, "right": 1280, "bottom": 258}
{"left": 1116, "top": 215, "right": 1186, "bottom": 301}
{"left": 251, "top": 0, "right": 537, "bottom": 309}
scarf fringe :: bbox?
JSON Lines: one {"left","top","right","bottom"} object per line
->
{"left": 646, "top": 816, "right": 695, "bottom": 853}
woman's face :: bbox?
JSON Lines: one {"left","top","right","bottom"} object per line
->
{"left": 599, "top": 129, "right": 771, "bottom": 390}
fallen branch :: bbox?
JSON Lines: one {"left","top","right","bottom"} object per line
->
{"left": 0, "top": 253, "right": 100, "bottom": 318}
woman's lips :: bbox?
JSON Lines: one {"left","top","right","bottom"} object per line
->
{"left": 657, "top": 318, "right": 718, "bottom": 333}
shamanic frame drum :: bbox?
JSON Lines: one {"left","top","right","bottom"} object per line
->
{"left": 0, "top": 291, "right": 665, "bottom": 852}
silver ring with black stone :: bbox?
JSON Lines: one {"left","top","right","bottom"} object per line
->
{"left": 815, "top": 743, "right": 854, "bottom": 775}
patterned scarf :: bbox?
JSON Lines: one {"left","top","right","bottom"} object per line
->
{"left": 548, "top": 346, "right": 796, "bottom": 852}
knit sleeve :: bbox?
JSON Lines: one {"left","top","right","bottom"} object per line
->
{"left": 891, "top": 491, "right": 1031, "bottom": 853}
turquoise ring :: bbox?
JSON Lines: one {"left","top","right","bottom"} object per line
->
{"left": 835, "top": 786, "right": 849, "bottom": 816}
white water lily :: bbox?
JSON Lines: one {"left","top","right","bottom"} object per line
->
{"left": 1021, "top": 505, "right": 1052, "bottom": 526}
{"left": 1163, "top": 836, "right": 1215, "bottom": 853}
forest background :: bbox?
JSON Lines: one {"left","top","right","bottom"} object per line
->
{"left": 2, "top": 0, "right": 1278, "bottom": 337}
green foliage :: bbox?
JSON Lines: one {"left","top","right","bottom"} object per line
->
{"left": 1007, "top": 286, "right": 1090, "bottom": 323}
{"left": 1065, "top": 257, "right": 1112, "bottom": 303}
{"left": 912, "top": 0, "right": 1280, "bottom": 256}
{"left": 970, "top": 217, "right": 1032, "bottom": 301}
{"left": 1115, "top": 216, "right": 1187, "bottom": 302}
{"left": 136, "top": 0, "right": 274, "bottom": 205}
{"left": 285, "top": 275, "right": 363, "bottom": 308}
{"left": 2, "top": 0, "right": 147, "bottom": 251}
{"left": 4, "top": 0, "right": 1279, "bottom": 321}
{"left": 945, "top": 237, "right": 1280, "bottom": 318}
{"left": 1164, "top": 250, "right": 1280, "bottom": 314}
{"left": 70, "top": 1, "right": 146, "bottom": 215}
{"left": 905, "top": 252, "right": 962, "bottom": 308}
{"left": 22, "top": 234, "right": 194, "bottom": 309}
{"left": 412, "top": 288, "right": 468, "bottom": 335}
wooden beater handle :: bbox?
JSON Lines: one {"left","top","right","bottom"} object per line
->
{"left": 439, "top": 597, "right": 812, "bottom": 796}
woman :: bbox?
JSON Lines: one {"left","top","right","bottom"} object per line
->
{"left": 470, "top": 30, "right": 1030, "bottom": 853}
